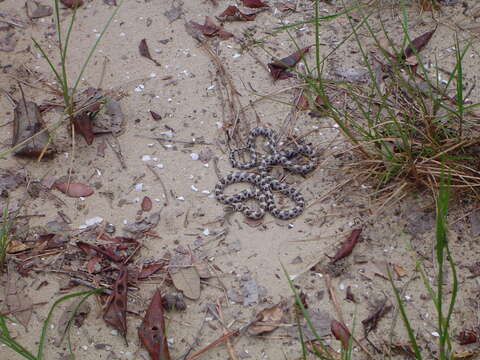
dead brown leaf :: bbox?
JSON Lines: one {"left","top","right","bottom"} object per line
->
{"left": 141, "top": 196, "right": 153, "bottom": 212}
{"left": 27, "top": 1, "right": 53, "bottom": 19}
{"left": 248, "top": 301, "right": 288, "bottom": 335}
{"left": 218, "top": 6, "right": 257, "bottom": 21}
{"left": 103, "top": 265, "right": 128, "bottom": 338}
{"left": 331, "top": 320, "right": 351, "bottom": 349}
{"left": 268, "top": 46, "right": 311, "bottom": 80}
{"left": 170, "top": 266, "right": 200, "bottom": 300}
{"left": 330, "top": 228, "right": 362, "bottom": 263}
{"left": 54, "top": 181, "right": 94, "bottom": 198}
{"left": 240, "top": 0, "right": 268, "bottom": 8}
{"left": 60, "top": 0, "right": 84, "bottom": 8}
{"left": 138, "top": 289, "right": 171, "bottom": 360}
{"left": 139, "top": 39, "right": 161, "bottom": 66}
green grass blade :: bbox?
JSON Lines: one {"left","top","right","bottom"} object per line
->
{"left": 71, "top": 0, "right": 122, "bottom": 98}
{"left": 37, "top": 288, "right": 104, "bottom": 360}
{"left": 32, "top": 38, "right": 63, "bottom": 85}
{"left": 387, "top": 266, "right": 423, "bottom": 359}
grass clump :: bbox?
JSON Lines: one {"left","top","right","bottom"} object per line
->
{"left": 389, "top": 171, "right": 457, "bottom": 359}
{"left": 285, "top": 0, "right": 480, "bottom": 206}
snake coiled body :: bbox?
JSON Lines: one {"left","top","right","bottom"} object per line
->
{"left": 214, "top": 127, "right": 317, "bottom": 220}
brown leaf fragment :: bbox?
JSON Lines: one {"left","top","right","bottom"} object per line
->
{"left": 330, "top": 228, "right": 362, "bottom": 263}
{"left": 60, "top": 0, "right": 84, "bottom": 8}
{"left": 76, "top": 241, "right": 124, "bottom": 262}
{"left": 361, "top": 298, "right": 392, "bottom": 336}
{"left": 268, "top": 46, "right": 311, "bottom": 80}
{"left": 138, "top": 289, "right": 171, "bottom": 360}
{"left": 458, "top": 330, "right": 477, "bottom": 345}
{"left": 296, "top": 93, "right": 309, "bottom": 110}
{"left": 248, "top": 301, "right": 288, "bottom": 335}
{"left": 149, "top": 110, "right": 162, "bottom": 121}
{"left": 218, "top": 6, "right": 256, "bottom": 21}
{"left": 305, "top": 342, "right": 340, "bottom": 359}
{"left": 189, "top": 17, "right": 233, "bottom": 40}
{"left": 345, "top": 285, "right": 356, "bottom": 302}
{"left": 103, "top": 265, "right": 128, "bottom": 338}
{"left": 403, "top": 29, "right": 436, "bottom": 59}
{"left": 12, "top": 99, "right": 51, "bottom": 157}
{"left": 331, "top": 320, "right": 351, "bottom": 349}
{"left": 54, "top": 181, "right": 94, "bottom": 198}
{"left": 241, "top": 0, "right": 268, "bottom": 8}
{"left": 141, "top": 196, "right": 153, "bottom": 212}
{"left": 392, "top": 264, "right": 407, "bottom": 278}
{"left": 72, "top": 111, "right": 95, "bottom": 145}
{"left": 170, "top": 266, "right": 201, "bottom": 300}
{"left": 139, "top": 263, "right": 165, "bottom": 279}
{"left": 139, "top": 39, "right": 161, "bottom": 66}
{"left": 28, "top": 1, "right": 53, "bottom": 19}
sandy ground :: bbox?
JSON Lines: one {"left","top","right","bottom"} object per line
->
{"left": 1, "top": 0, "right": 480, "bottom": 359}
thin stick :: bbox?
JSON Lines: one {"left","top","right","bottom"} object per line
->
{"left": 185, "top": 329, "right": 240, "bottom": 360}
{"left": 216, "top": 300, "right": 239, "bottom": 360}
{"left": 146, "top": 165, "right": 169, "bottom": 206}
{"left": 325, "top": 275, "right": 345, "bottom": 325}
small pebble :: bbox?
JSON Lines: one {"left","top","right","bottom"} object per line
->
{"left": 190, "top": 153, "right": 199, "bottom": 160}
{"left": 135, "top": 183, "right": 143, "bottom": 191}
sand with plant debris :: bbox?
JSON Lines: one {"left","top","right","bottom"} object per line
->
{"left": 1, "top": 0, "right": 480, "bottom": 359}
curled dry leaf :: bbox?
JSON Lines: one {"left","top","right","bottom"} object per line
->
{"left": 103, "top": 265, "right": 128, "bottom": 338}
{"left": 331, "top": 320, "right": 351, "bottom": 349}
{"left": 12, "top": 99, "right": 51, "bottom": 157}
{"left": 241, "top": 0, "right": 268, "bottom": 8}
{"left": 189, "top": 17, "right": 233, "bottom": 40}
{"left": 218, "top": 6, "right": 256, "bottom": 21}
{"left": 248, "top": 301, "right": 288, "bottom": 335}
{"left": 141, "top": 196, "right": 153, "bottom": 212}
{"left": 330, "top": 228, "right": 362, "bottom": 263}
{"left": 54, "top": 181, "right": 94, "bottom": 198}
{"left": 268, "top": 46, "right": 311, "bottom": 80}
{"left": 60, "top": 0, "right": 84, "bottom": 8}
{"left": 72, "top": 111, "right": 95, "bottom": 145}
{"left": 139, "top": 39, "right": 161, "bottom": 66}
{"left": 138, "top": 289, "right": 171, "bottom": 360}
{"left": 403, "top": 29, "right": 436, "bottom": 59}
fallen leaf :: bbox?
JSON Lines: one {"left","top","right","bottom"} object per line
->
{"left": 149, "top": 110, "right": 162, "bottom": 121}
{"left": 189, "top": 17, "right": 233, "bottom": 40}
{"left": 6, "top": 240, "right": 30, "bottom": 254}
{"left": 139, "top": 263, "right": 165, "bottom": 279}
{"left": 170, "top": 266, "right": 201, "bottom": 300}
{"left": 218, "top": 6, "right": 256, "bottom": 21}
{"left": 403, "top": 29, "right": 436, "bottom": 59}
{"left": 458, "top": 329, "right": 477, "bottom": 345}
{"left": 123, "top": 211, "right": 161, "bottom": 234}
{"left": 141, "top": 196, "right": 153, "bottom": 212}
{"left": 54, "top": 181, "right": 94, "bottom": 198}
{"left": 27, "top": 1, "right": 53, "bottom": 19}
{"left": 164, "top": 4, "right": 183, "bottom": 23}
{"left": 345, "top": 285, "right": 356, "bottom": 302}
{"left": 305, "top": 342, "right": 340, "bottom": 359}
{"left": 268, "top": 46, "right": 311, "bottom": 80}
{"left": 331, "top": 320, "right": 351, "bottom": 349}
{"left": 76, "top": 241, "right": 123, "bottom": 262}
{"left": 138, "top": 289, "right": 171, "bottom": 360}
{"left": 241, "top": 0, "right": 268, "bottom": 8}
{"left": 330, "top": 228, "right": 362, "bottom": 263}
{"left": 103, "top": 265, "right": 128, "bottom": 338}
{"left": 392, "top": 264, "right": 407, "bottom": 278}
{"left": 361, "top": 298, "right": 392, "bottom": 336}
{"left": 12, "top": 98, "right": 51, "bottom": 157}
{"left": 72, "top": 111, "right": 95, "bottom": 145}
{"left": 248, "top": 301, "right": 288, "bottom": 335}
{"left": 60, "top": 0, "right": 84, "bottom": 8}
{"left": 296, "top": 93, "right": 310, "bottom": 110}
{"left": 86, "top": 255, "right": 103, "bottom": 273}
{"left": 139, "top": 39, "right": 161, "bottom": 66}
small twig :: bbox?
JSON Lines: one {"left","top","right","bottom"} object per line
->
{"left": 325, "top": 275, "right": 345, "bottom": 325}
{"left": 146, "top": 165, "right": 169, "bottom": 206}
{"left": 216, "top": 300, "right": 239, "bottom": 360}
{"left": 185, "top": 329, "right": 240, "bottom": 360}
{"left": 137, "top": 135, "right": 213, "bottom": 146}
{"left": 106, "top": 136, "right": 127, "bottom": 169}
{"left": 0, "top": 302, "right": 48, "bottom": 316}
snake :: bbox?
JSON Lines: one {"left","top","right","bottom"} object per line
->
{"left": 214, "top": 127, "right": 317, "bottom": 220}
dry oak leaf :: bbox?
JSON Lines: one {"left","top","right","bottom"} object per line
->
{"left": 248, "top": 301, "right": 288, "bottom": 335}
{"left": 103, "top": 265, "right": 128, "bottom": 337}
